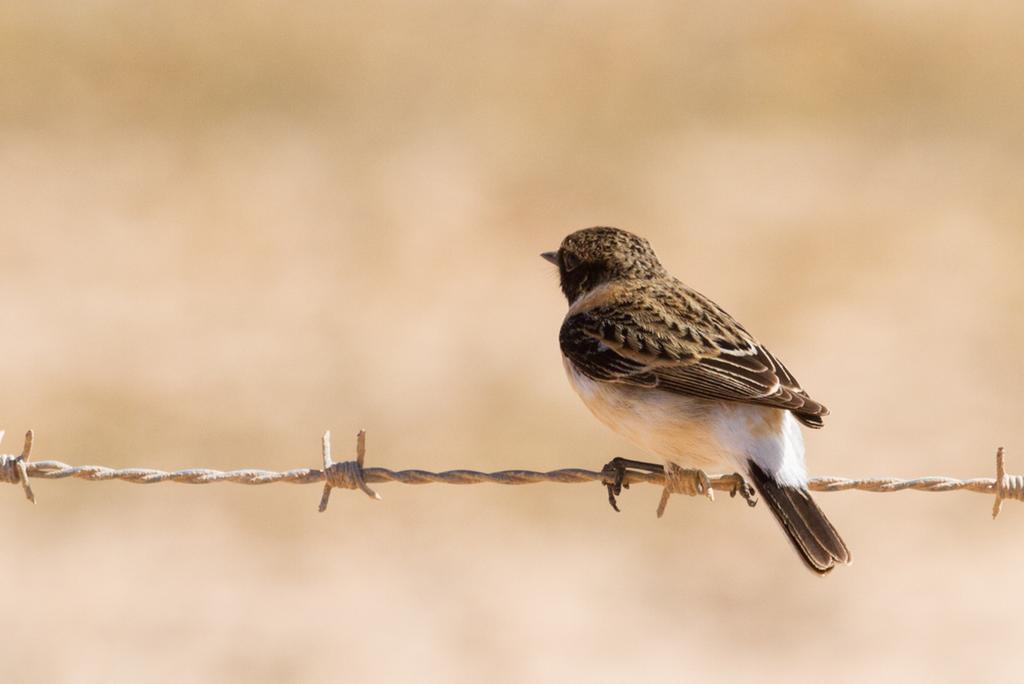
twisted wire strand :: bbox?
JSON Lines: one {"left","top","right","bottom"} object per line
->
{"left": 17, "top": 461, "right": 1006, "bottom": 493}
{"left": 2, "top": 430, "right": 1020, "bottom": 517}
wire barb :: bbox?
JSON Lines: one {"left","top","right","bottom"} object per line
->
{"left": 992, "top": 447, "right": 1022, "bottom": 519}
{"left": 0, "top": 430, "right": 35, "bottom": 503}
{"left": 319, "top": 430, "right": 381, "bottom": 512}
{"left": 657, "top": 463, "right": 714, "bottom": 518}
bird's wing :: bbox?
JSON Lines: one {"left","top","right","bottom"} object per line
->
{"left": 558, "top": 282, "right": 829, "bottom": 427}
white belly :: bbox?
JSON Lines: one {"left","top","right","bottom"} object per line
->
{"left": 563, "top": 358, "right": 809, "bottom": 485}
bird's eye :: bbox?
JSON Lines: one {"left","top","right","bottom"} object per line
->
{"left": 562, "top": 251, "right": 581, "bottom": 271}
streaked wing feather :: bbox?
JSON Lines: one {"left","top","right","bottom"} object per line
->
{"left": 559, "top": 283, "right": 828, "bottom": 427}
{"left": 558, "top": 326, "right": 658, "bottom": 387}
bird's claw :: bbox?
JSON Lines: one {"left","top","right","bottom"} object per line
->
{"left": 601, "top": 457, "right": 628, "bottom": 512}
{"left": 600, "top": 457, "right": 665, "bottom": 513}
{"left": 729, "top": 473, "right": 758, "bottom": 507}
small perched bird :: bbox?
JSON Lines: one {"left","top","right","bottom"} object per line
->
{"left": 543, "top": 226, "right": 850, "bottom": 574}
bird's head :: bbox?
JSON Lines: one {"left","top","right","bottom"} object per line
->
{"left": 541, "top": 226, "right": 666, "bottom": 305}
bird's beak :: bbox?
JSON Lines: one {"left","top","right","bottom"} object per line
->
{"left": 540, "top": 251, "right": 558, "bottom": 265}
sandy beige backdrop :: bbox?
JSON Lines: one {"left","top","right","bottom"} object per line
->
{"left": 2, "top": 2, "right": 1022, "bottom": 682}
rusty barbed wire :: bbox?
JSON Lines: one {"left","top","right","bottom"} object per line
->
{"left": 1, "top": 429, "right": 1020, "bottom": 519}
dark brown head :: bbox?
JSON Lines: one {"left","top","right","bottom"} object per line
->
{"left": 541, "top": 226, "right": 667, "bottom": 304}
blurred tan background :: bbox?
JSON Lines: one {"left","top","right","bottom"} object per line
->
{"left": 2, "top": 1, "right": 1022, "bottom": 682}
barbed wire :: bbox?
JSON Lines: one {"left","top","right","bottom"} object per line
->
{"left": 1, "top": 429, "right": 1020, "bottom": 519}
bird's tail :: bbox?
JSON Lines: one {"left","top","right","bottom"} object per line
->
{"left": 747, "top": 461, "right": 851, "bottom": 575}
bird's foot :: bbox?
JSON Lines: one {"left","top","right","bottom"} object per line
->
{"left": 728, "top": 473, "right": 758, "bottom": 508}
{"left": 599, "top": 457, "right": 665, "bottom": 513}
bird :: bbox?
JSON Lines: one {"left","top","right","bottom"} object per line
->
{"left": 542, "top": 226, "right": 850, "bottom": 574}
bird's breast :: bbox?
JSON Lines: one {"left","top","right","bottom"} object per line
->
{"left": 561, "top": 356, "right": 806, "bottom": 482}
{"left": 562, "top": 357, "right": 730, "bottom": 468}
